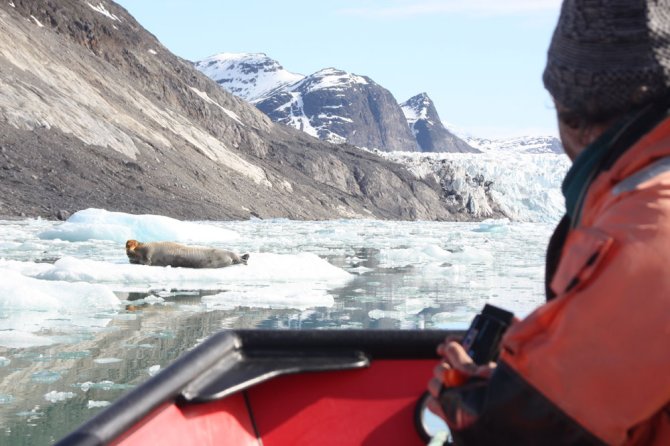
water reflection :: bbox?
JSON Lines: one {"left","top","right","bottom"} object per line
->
{"left": 0, "top": 220, "right": 553, "bottom": 445}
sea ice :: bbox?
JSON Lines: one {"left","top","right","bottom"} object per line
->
{"left": 93, "top": 358, "right": 122, "bottom": 364}
{"left": 31, "top": 371, "right": 62, "bottom": 384}
{"left": 22, "top": 252, "right": 351, "bottom": 291}
{"left": 87, "top": 400, "right": 111, "bottom": 409}
{"left": 202, "top": 284, "right": 335, "bottom": 310}
{"left": 79, "top": 381, "right": 132, "bottom": 391}
{"left": 44, "top": 391, "right": 75, "bottom": 403}
{"left": 0, "top": 268, "right": 119, "bottom": 347}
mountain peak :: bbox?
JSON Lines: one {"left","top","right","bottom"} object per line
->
{"left": 401, "top": 93, "right": 435, "bottom": 124}
{"left": 401, "top": 93, "right": 478, "bottom": 153}
{"left": 194, "top": 52, "right": 303, "bottom": 101}
{"left": 302, "top": 68, "right": 370, "bottom": 91}
{"left": 250, "top": 65, "right": 418, "bottom": 150}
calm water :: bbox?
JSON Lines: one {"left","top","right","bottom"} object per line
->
{"left": 0, "top": 217, "right": 554, "bottom": 445}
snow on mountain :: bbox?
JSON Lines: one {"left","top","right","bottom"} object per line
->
{"left": 401, "top": 93, "right": 477, "bottom": 153}
{"left": 376, "top": 150, "right": 570, "bottom": 223}
{"left": 194, "top": 53, "right": 304, "bottom": 102}
{"left": 291, "top": 67, "right": 369, "bottom": 95}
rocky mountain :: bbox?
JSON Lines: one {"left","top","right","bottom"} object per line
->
{"left": 196, "top": 53, "right": 421, "bottom": 152}
{"left": 400, "top": 93, "right": 478, "bottom": 153}
{"left": 254, "top": 67, "right": 420, "bottom": 152}
{"left": 194, "top": 53, "right": 303, "bottom": 102}
{"left": 0, "top": 0, "right": 492, "bottom": 221}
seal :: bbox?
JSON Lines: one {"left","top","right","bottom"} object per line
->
{"left": 125, "top": 240, "right": 250, "bottom": 268}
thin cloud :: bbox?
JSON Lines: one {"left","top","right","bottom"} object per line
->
{"left": 339, "top": 0, "right": 562, "bottom": 18}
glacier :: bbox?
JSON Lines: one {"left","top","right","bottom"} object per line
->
{"left": 379, "top": 150, "right": 570, "bottom": 223}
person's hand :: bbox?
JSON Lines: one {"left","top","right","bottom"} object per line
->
{"left": 426, "top": 339, "right": 496, "bottom": 430}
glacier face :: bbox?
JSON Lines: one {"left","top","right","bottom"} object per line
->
{"left": 380, "top": 151, "right": 571, "bottom": 223}
{"left": 465, "top": 135, "right": 563, "bottom": 154}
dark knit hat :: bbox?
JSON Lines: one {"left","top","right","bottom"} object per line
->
{"left": 543, "top": 0, "right": 670, "bottom": 121}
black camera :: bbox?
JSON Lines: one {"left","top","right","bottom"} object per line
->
{"left": 461, "top": 304, "right": 514, "bottom": 365}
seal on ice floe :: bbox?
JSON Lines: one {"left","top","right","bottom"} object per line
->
{"left": 125, "top": 240, "right": 249, "bottom": 268}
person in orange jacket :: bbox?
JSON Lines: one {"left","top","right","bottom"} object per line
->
{"left": 427, "top": 0, "right": 670, "bottom": 444}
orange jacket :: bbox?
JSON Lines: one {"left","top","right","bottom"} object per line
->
{"left": 500, "top": 115, "right": 670, "bottom": 445}
{"left": 442, "top": 109, "right": 670, "bottom": 446}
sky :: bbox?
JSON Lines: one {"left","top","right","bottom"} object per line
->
{"left": 114, "top": 0, "right": 563, "bottom": 138}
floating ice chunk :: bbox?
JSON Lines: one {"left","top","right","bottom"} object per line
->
{"left": 450, "top": 246, "right": 494, "bottom": 262}
{"left": 368, "top": 298, "right": 438, "bottom": 322}
{"left": 44, "top": 391, "right": 75, "bottom": 403}
{"left": 368, "top": 309, "right": 405, "bottom": 320}
{"left": 149, "top": 331, "right": 175, "bottom": 339}
{"left": 15, "top": 408, "right": 44, "bottom": 418}
{"left": 0, "top": 269, "right": 118, "bottom": 312}
{"left": 31, "top": 371, "right": 61, "bottom": 383}
{"left": 472, "top": 219, "right": 510, "bottom": 233}
{"left": 380, "top": 244, "right": 455, "bottom": 268}
{"left": 0, "top": 259, "right": 53, "bottom": 277}
{"left": 0, "top": 269, "right": 118, "bottom": 318}
{"left": 143, "top": 295, "right": 165, "bottom": 304}
{"left": 0, "top": 241, "right": 21, "bottom": 250}
{"left": 148, "top": 365, "right": 161, "bottom": 376}
{"left": 395, "top": 297, "right": 440, "bottom": 315}
{"left": 55, "top": 351, "right": 91, "bottom": 359}
{"left": 0, "top": 357, "right": 10, "bottom": 367}
{"left": 349, "top": 266, "right": 373, "bottom": 274}
{"left": 28, "top": 252, "right": 351, "bottom": 291}
{"left": 79, "top": 380, "right": 131, "bottom": 391}
{"left": 93, "top": 358, "right": 122, "bottom": 364}
{"left": 87, "top": 400, "right": 111, "bottom": 409}
{"left": 202, "top": 284, "right": 335, "bottom": 310}
{"left": 421, "top": 245, "right": 453, "bottom": 259}
{"left": 0, "top": 268, "right": 118, "bottom": 347}
{"left": 38, "top": 208, "right": 239, "bottom": 244}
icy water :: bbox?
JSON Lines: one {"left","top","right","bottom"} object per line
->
{"left": 0, "top": 212, "right": 555, "bottom": 445}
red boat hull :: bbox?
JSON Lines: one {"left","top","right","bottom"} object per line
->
{"left": 57, "top": 330, "right": 456, "bottom": 445}
{"left": 116, "top": 359, "right": 434, "bottom": 445}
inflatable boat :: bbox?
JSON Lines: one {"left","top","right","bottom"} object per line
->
{"left": 56, "top": 329, "right": 459, "bottom": 445}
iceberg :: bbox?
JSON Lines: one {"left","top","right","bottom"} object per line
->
{"left": 38, "top": 208, "right": 240, "bottom": 244}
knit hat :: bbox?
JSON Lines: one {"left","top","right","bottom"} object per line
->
{"left": 543, "top": 0, "right": 670, "bottom": 121}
